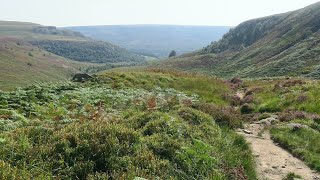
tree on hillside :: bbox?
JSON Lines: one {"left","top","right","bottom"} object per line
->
{"left": 168, "top": 50, "right": 177, "bottom": 58}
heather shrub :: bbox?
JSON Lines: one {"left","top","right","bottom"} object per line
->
{"left": 0, "top": 71, "right": 256, "bottom": 179}
{"left": 192, "top": 103, "right": 243, "bottom": 128}
{"left": 240, "top": 103, "right": 254, "bottom": 114}
{"left": 177, "top": 107, "right": 214, "bottom": 125}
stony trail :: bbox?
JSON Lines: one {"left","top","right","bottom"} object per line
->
{"left": 238, "top": 123, "right": 320, "bottom": 180}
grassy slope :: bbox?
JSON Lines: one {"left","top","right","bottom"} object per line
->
{"left": 0, "top": 71, "right": 256, "bottom": 179}
{"left": 99, "top": 69, "right": 231, "bottom": 105}
{"left": 0, "top": 20, "right": 145, "bottom": 64}
{"left": 0, "top": 37, "right": 91, "bottom": 90}
{"left": 243, "top": 78, "right": 320, "bottom": 114}
{"left": 156, "top": 2, "right": 320, "bottom": 79}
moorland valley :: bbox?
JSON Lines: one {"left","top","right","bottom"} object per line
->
{"left": 1, "top": 1, "right": 320, "bottom": 180}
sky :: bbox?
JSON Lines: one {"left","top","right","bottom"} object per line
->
{"left": 0, "top": 0, "right": 319, "bottom": 27}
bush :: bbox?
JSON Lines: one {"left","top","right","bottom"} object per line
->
{"left": 0, "top": 109, "right": 27, "bottom": 122}
{"left": 240, "top": 103, "right": 254, "bottom": 114}
{"left": 282, "top": 172, "right": 302, "bottom": 180}
{"left": 0, "top": 160, "right": 50, "bottom": 179}
{"left": 192, "top": 103, "right": 243, "bottom": 128}
{"left": 177, "top": 107, "right": 214, "bottom": 125}
{"left": 175, "top": 139, "right": 221, "bottom": 179}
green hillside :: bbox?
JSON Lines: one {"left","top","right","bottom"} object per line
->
{"left": 157, "top": 2, "right": 320, "bottom": 78}
{"left": 30, "top": 40, "right": 145, "bottom": 64}
{"left": 0, "top": 37, "right": 87, "bottom": 90}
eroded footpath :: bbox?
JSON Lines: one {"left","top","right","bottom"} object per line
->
{"left": 238, "top": 122, "right": 320, "bottom": 180}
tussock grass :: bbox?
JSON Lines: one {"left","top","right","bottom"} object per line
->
{"left": 244, "top": 79, "right": 320, "bottom": 114}
{"left": 271, "top": 126, "right": 320, "bottom": 172}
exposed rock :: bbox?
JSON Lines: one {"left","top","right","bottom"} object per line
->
{"left": 287, "top": 123, "right": 309, "bottom": 131}
{"left": 256, "top": 117, "right": 279, "bottom": 125}
{"left": 230, "top": 77, "right": 242, "bottom": 84}
{"left": 243, "top": 129, "right": 253, "bottom": 134}
{"left": 240, "top": 103, "right": 254, "bottom": 114}
{"left": 72, "top": 73, "right": 93, "bottom": 82}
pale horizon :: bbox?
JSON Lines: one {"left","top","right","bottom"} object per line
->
{"left": 1, "top": 0, "right": 319, "bottom": 27}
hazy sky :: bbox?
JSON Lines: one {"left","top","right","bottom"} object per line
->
{"left": 0, "top": 0, "right": 319, "bottom": 27}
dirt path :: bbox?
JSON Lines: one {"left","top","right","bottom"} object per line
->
{"left": 238, "top": 123, "right": 320, "bottom": 180}
{"left": 234, "top": 89, "right": 320, "bottom": 179}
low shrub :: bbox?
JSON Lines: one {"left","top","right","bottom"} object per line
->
{"left": 0, "top": 71, "right": 257, "bottom": 179}
{"left": 240, "top": 103, "right": 254, "bottom": 114}
{"left": 241, "top": 95, "right": 254, "bottom": 104}
{"left": 177, "top": 107, "right": 214, "bottom": 125}
{"left": 282, "top": 172, "right": 302, "bottom": 180}
{"left": 192, "top": 103, "right": 243, "bottom": 128}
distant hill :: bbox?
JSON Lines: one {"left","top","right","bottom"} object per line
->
{"left": 0, "top": 21, "right": 85, "bottom": 41}
{"left": 157, "top": 2, "right": 320, "bottom": 78}
{"left": 0, "top": 21, "right": 145, "bottom": 64}
{"left": 66, "top": 25, "right": 230, "bottom": 57}
{"left": 0, "top": 21, "right": 145, "bottom": 90}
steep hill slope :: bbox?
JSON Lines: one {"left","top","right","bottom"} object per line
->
{"left": 30, "top": 40, "right": 145, "bottom": 64}
{"left": 67, "top": 25, "right": 230, "bottom": 57}
{"left": 0, "top": 37, "right": 84, "bottom": 90}
{"left": 158, "top": 2, "right": 320, "bottom": 78}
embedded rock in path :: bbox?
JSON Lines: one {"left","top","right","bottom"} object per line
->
{"left": 256, "top": 117, "right": 279, "bottom": 125}
{"left": 287, "top": 123, "right": 309, "bottom": 131}
{"left": 243, "top": 129, "right": 253, "bottom": 134}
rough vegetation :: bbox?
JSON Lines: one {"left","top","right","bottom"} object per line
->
{"left": 271, "top": 125, "right": 320, "bottom": 172}
{"left": 0, "top": 71, "right": 256, "bottom": 179}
